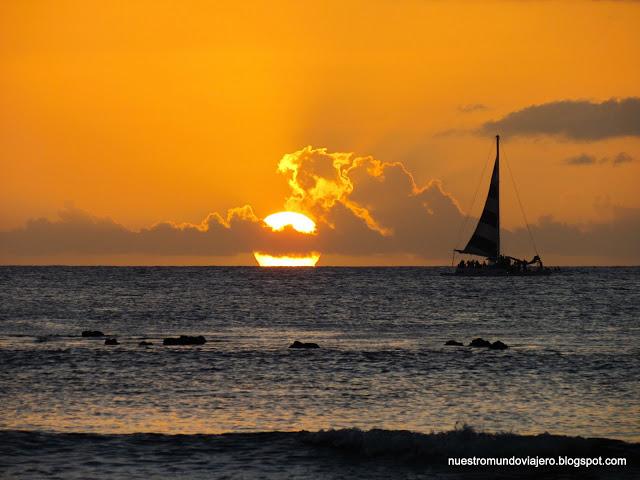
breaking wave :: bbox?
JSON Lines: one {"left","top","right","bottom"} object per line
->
{"left": 302, "top": 426, "right": 639, "bottom": 461}
{"left": 2, "top": 427, "right": 638, "bottom": 479}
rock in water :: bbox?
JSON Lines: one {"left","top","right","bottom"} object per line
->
{"left": 82, "top": 330, "right": 104, "bottom": 337}
{"left": 489, "top": 340, "right": 509, "bottom": 350}
{"left": 469, "top": 338, "right": 492, "bottom": 348}
{"left": 445, "top": 340, "right": 464, "bottom": 346}
{"left": 104, "top": 338, "right": 119, "bottom": 345}
{"left": 163, "top": 335, "right": 206, "bottom": 346}
{"left": 289, "top": 340, "right": 320, "bottom": 349}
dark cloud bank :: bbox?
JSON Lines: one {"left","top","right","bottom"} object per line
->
{"left": 481, "top": 97, "right": 640, "bottom": 140}
{"left": 1, "top": 147, "right": 638, "bottom": 264}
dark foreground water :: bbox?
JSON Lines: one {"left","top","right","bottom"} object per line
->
{"left": 0, "top": 266, "right": 638, "bottom": 478}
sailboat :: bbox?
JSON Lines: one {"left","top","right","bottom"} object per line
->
{"left": 452, "top": 135, "right": 552, "bottom": 276}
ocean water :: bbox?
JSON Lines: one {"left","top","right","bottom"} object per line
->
{"left": 1, "top": 266, "right": 639, "bottom": 478}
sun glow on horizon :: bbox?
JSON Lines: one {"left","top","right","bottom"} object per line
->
{"left": 253, "top": 252, "right": 320, "bottom": 267}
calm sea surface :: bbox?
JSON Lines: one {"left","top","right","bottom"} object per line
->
{"left": 1, "top": 266, "right": 639, "bottom": 478}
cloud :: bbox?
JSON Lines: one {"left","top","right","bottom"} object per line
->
{"left": 503, "top": 207, "right": 640, "bottom": 261}
{"left": 279, "top": 147, "right": 415, "bottom": 236}
{"left": 1, "top": 146, "right": 639, "bottom": 264}
{"left": 316, "top": 156, "right": 465, "bottom": 256}
{"left": 612, "top": 152, "right": 634, "bottom": 166}
{"left": 481, "top": 97, "right": 640, "bottom": 140}
{"left": 276, "top": 147, "right": 469, "bottom": 256}
{"left": 563, "top": 151, "right": 635, "bottom": 166}
{"left": 564, "top": 153, "right": 597, "bottom": 166}
{"left": 458, "top": 103, "right": 488, "bottom": 113}
{"left": 0, "top": 205, "right": 320, "bottom": 258}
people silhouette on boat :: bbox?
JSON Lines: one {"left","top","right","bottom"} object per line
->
{"left": 455, "top": 254, "right": 546, "bottom": 274}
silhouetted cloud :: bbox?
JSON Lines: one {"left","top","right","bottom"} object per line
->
{"left": 563, "top": 151, "right": 635, "bottom": 167}
{"left": 481, "top": 98, "right": 640, "bottom": 140}
{"left": 0, "top": 205, "right": 319, "bottom": 258}
{"left": 504, "top": 207, "right": 640, "bottom": 261}
{"left": 1, "top": 147, "right": 639, "bottom": 263}
{"left": 612, "top": 152, "right": 634, "bottom": 166}
{"left": 315, "top": 157, "right": 465, "bottom": 256}
{"left": 564, "top": 154, "right": 597, "bottom": 166}
{"left": 458, "top": 103, "right": 488, "bottom": 113}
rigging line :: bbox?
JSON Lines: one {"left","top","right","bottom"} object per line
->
{"left": 453, "top": 138, "right": 494, "bottom": 251}
{"left": 501, "top": 140, "right": 539, "bottom": 257}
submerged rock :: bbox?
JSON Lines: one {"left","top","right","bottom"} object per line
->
{"left": 104, "top": 338, "right": 119, "bottom": 345}
{"left": 469, "top": 338, "right": 492, "bottom": 348}
{"left": 489, "top": 340, "right": 509, "bottom": 350}
{"left": 289, "top": 340, "right": 320, "bottom": 349}
{"left": 138, "top": 341, "right": 153, "bottom": 346}
{"left": 163, "top": 335, "right": 206, "bottom": 346}
{"left": 445, "top": 340, "right": 464, "bottom": 346}
{"left": 82, "top": 330, "right": 104, "bottom": 337}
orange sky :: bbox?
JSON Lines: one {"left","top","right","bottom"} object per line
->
{"left": 1, "top": 0, "right": 639, "bottom": 265}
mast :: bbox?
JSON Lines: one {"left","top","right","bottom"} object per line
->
{"left": 496, "top": 134, "right": 500, "bottom": 258}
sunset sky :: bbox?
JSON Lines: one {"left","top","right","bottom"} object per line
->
{"left": 1, "top": 0, "right": 639, "bottom": 265}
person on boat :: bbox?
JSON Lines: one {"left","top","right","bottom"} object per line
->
{"left": 531, "top": 255, "right": 543, "bottom": 268}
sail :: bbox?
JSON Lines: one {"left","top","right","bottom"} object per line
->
{"left": 457, "top": 137, "right": 500, "bottom": 258}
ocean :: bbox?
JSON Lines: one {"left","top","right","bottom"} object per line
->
{"left": 1, "top": 266, "right": 639, "bottom": 478}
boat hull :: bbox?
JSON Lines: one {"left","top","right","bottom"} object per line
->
{"left": 443, "top": 268, "right": 553, "bottom": 277}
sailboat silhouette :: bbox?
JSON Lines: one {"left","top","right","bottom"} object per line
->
{"left": 452, "top": 135, "right": 553, "bottom": 276}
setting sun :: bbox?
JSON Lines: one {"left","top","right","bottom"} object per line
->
{"left": 254, "top": 211, "right": 319, "bottom": 267}
{"left": 263, "top": 211, "right": 316, "bottom": 234}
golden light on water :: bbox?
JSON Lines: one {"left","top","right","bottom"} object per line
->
{"left": 253, "top": 252, "right": 320, "bottom": 267}
{"left": 255, "top": 211, "right": 319, "bottom": 267}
